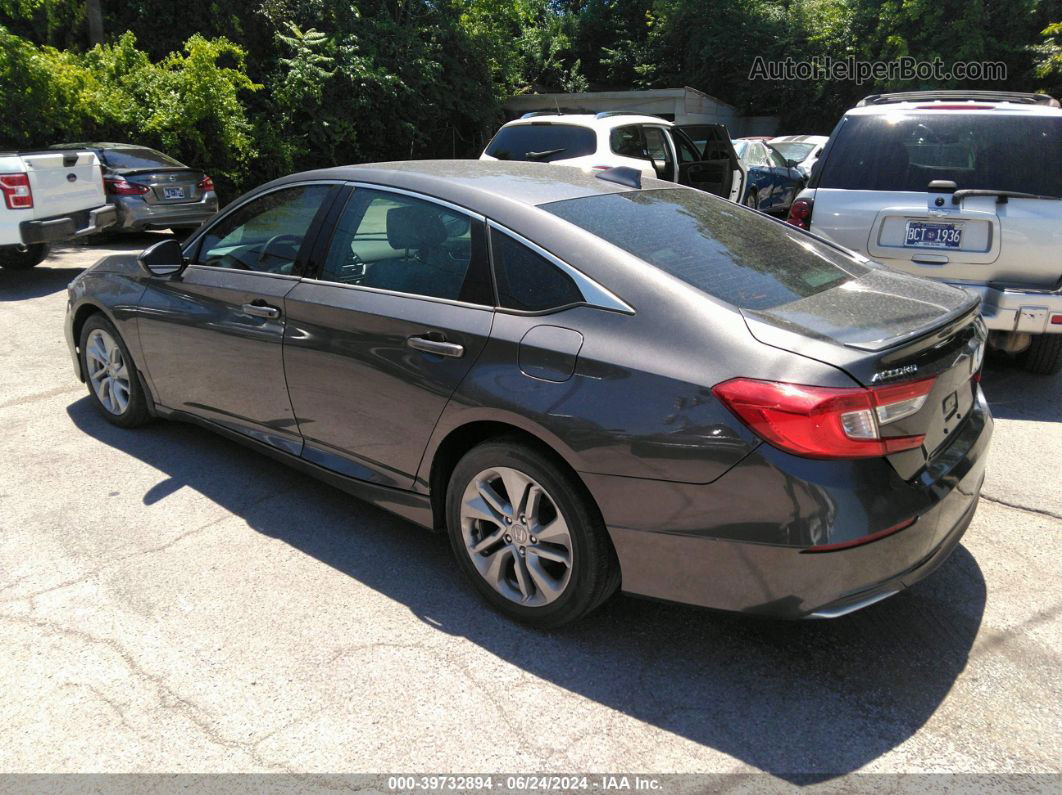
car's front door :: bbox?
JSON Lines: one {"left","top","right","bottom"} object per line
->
{"left": 282, "top": 185, "right": 495, "bottom": 488}
{"left": 137, "top": 182, "right": 336, "bottom": 453}
{"left": 671, "top": 128, "right": 734, "bottom": 199}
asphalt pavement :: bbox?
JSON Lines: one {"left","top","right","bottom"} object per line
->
{"left": 0, "top": 235, "right": 1059, "bottom": 784}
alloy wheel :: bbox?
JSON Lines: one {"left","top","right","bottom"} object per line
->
{"left": 85, "top": 328, "right": 131, "bottom": 415}
{"left": 459, "top": 466, "right": 574, "bottom": 607}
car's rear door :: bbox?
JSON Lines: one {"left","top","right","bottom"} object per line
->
{"left": 811, "top": 111, "right": 1062, "bottom": 287}
{"left": 137, "top": 181, "right": 337, "bottom": 453}
{"left": 675, "top": 124, "right": 745, "bottom": 202}
{"left": 282, "top": 184, "right": 494, "bottom": 488}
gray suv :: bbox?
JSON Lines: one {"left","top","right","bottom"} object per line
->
{"left": 787, "top": 91, "right": 1062, "bottom": 374}
{"left": 52, "top": 142, "right": 219, "bottom": 236}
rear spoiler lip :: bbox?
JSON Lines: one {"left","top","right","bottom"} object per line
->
{"left": 840, "top": 299, "right": 981, "bottom": 353}
{"left": 111, "top": 166, "right": 197, "bottom": 177}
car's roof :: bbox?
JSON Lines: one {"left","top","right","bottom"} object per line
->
{"left": 274, "top": 160, "right": 679, "bottom": 210}
{"left": 500, "top": 113, "right": 671, "bottom": 131}
{"left": 50, "top": 142, "right": 157, "bottom": 150}
{"left": 847, "top": 100, "right": 1061, "bottom": 117}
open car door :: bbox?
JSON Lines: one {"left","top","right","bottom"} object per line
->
{"left": 674, "top": 124, "right": 746, "bottom": 204}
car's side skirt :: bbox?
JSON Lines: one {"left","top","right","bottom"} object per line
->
{"left": 155, "top": 407, "right": 437, "bottom": 530}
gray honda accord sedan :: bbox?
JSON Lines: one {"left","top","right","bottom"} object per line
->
{"left": 65, "top": 160, "right": 992, "bottom": 627}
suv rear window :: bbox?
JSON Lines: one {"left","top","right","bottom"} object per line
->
{"left": 543, "top": 189, "right": 867, "bottom": 310}
{"left": 818, "top": 114, "right": 1062, "bottom": 197}
{"left": 485, "top": 124, "right": 596, "bottom": 163}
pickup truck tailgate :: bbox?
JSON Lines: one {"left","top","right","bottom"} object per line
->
{"left": 21, "top": 151, "right": 106, "bottom": 217}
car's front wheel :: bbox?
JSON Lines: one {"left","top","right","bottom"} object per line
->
{"left": 79, "top": 314, "right": 151, "bottom": 427}
{"left": 0, "top": 244, "right": 48, "bottom": 270}
{"left": 446, "top": 440, "right": 619, "bottom": 628}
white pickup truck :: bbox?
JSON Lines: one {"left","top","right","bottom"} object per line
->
{"left": 0, "top": 150, "right": 117, "bottom": 270}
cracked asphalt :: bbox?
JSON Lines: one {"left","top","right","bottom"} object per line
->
{"left": 1, "top": 235, "right": 1060, "bottom": 782}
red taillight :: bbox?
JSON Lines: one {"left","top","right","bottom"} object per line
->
{"left": 711, "top": 377, "right": 937, "bottom": 459}
{"left": 104, "top": 177, "right": 150, "bottom": 196}
{"left": 786, "top": 197, "right": 813, "bottom": 230}
{"left": 198, "top": 175, "right": 215, "bottom": 191}
{"left": 0, "top": 173, "right": 33, "bottom": 209}
{"left": 1051, "top": 314, "right": 1062, "bottom": 325}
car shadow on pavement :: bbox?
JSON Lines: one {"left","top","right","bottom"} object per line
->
{"left": 980, "top": 355, "right": 1062, "bottom": 423}
{"left": 0, "top": 264, "right": 85, "bottom": 301}
{"left": 67, "top": 397, "right": 986, "bottom": 783}
{"left": 0, "top": 233, "right": 171, "bottom": 302}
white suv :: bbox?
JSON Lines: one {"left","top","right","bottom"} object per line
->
{"left": 481, "top": 112, "right": 746, "bottom": 203}
{"left": 788, "top": 91, "right": 1062, "bottom": 374}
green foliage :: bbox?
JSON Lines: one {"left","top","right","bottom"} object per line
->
{"left": 0, "top": 26, "right": 258, "bottom": 197}
{"left": 0, "top": 0, "right": 1055, "bottom": 193}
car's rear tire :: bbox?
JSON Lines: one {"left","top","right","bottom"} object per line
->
{"left": 1019, "top": 334, "right": 1062, "bottom": 375}
{"left": 744, "top": 189, "right": 759, "bottom": 209}
{"left": 446, "top": 439, "right": 619, "bottom": 628}
{"left": 79, "top": 313, "right": 152, "bottom": 427}
{"left": 0, "top": 244, "right": 48, "bottom": 270}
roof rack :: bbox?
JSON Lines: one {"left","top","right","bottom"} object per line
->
{"left": 857, "top": 90, "right": 1060, "bottom": 108}
{"left": 594, "top": 111, "right": 662, "bottom": 119}
{"left": 519, "top": 111, "right": 563, "bottom": 120}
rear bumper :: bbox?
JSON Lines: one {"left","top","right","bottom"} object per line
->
{"left": 954, "top": 283, "right": 1062, "bottom": 335}
{"left": 586, "top": 387, "right": 992, "bottom": 618}
{"left": 20, "top": 204, "right": 117, "bottom": 245}
{"left": 112, "top": 192, "right": 218, "bottom": 231}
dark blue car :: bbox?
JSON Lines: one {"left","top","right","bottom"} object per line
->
{"left": 734, "top": 138, "right": 805, "bottom": 213}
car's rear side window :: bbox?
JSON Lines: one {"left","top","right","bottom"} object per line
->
{"left": 485, "top": 124, "right": 596, "bottom": 162}
{"left": 490, "top": 229, "right": 584, "bottom": 311}
{"left": 543, "top": 189, "right": 867, "bottom": 310}
{"left": 818, "top": 113, "right": 1062, "bottom": 197}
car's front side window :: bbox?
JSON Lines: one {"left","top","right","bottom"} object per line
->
{"left": 196, "top": 184, "right": 331, "bottom": 274}
{"left": 319, "top": 188, "right": 492, "bottom": 304}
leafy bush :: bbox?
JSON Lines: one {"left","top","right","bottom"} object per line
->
{"left": 0, "top": 26, "right": 258, "bottom": 198}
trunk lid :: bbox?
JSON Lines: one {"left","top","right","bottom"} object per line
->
{"left": 118, "top": 168, "right": 206, "bottom": 205}
{"left": 20, "top": 151, "right": 106, "bottom": 217}
{"left": 743, "top": 267, "right": 987, "bottom": 478}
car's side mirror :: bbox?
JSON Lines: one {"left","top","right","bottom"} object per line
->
{"left": 138, "top": 239, "right": 188, "bottom": 278}
{"left": 786, "top": 159, "right": 799, "bottom": 169}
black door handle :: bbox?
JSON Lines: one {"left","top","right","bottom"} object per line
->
{"left": 407, "top": 335, "right": 464, "bottom": 358}
{"left": 243, "top": 301, "right": 281, "bottom": 319}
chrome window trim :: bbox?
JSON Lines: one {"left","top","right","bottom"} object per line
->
{"left": 347, "top": 182, "right": 487, "bottom": 222}
{"left": 183, "top": 264, "right": 304, "bottom": 283}
{"left": 487, "top": 220, "right": 635, "bottom": 315}
{"left": 292, "top": 277, "right": 494, "bottom": 312}
{"left": 181, "top": 179, "right": 348, "bottom": 258}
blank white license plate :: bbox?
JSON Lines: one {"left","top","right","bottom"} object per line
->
{"left": 905, "top": 220, "right": 962, "bottom": 249}
{"left": 163, "top": 186, "right": 185, "bottom": 200}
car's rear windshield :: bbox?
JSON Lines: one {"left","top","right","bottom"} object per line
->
{"left": 101, "top": 148, "right": 185, "bottom": 170}
{"left": 485, "top": 124, "right": 596, "bottom": 163}
{"left": 771, "top": 142, "right": 817, "bottom": 161}
{"left": 543, "top": 189, "right": 867, "bottom": 310}
{"left": 818, "top": 113, "right": 1062, "bottom": 197}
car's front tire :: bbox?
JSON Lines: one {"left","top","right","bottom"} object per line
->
{"left": 0, "top": 244, "right": 48, "bottom": 270}
{"left": 1020, "top": 334, "right": 1062, "bottom": 375}
{"left": 79, "top": 314, "right": 152, "bottom": 427}
{"left": 446, "top": 440, "right": 619, "bottom": 628}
